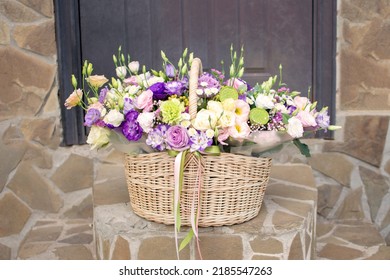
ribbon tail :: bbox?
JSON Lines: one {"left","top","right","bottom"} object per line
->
{"left": 195, "top": 160, "right": 203, "bottom": 260}
{"left": 174, "top": 151, "right": 185, "bottom": 260}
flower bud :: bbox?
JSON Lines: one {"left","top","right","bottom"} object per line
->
{"left": 87, "top": 63, "right": 93, "bottom": 76}
{"left": 189, "top": 53, "right": 194, "bottom": 65}
{"left": 113, "top": 54, "right": 117, "bottom": 65}
{"left": 182, "top": 48, "right": 188, "bottom": 58}
{"left": 161, "top": 50, "right": 168, "bottom": 62}
{"left": 71, "top": 74, "right": 77, "bottom": 88}
{"left": 178, "top": 58, "right": 183, "bottom": 69}
{"left": 181, "top": 63, "right": 187, "bottom": 75}
{"left": 121, "top": 53, "right": 125, "bottom": 64}
{"left": 238, "top": 67, "right": 244, "bottom": 78}
{"left": 82, "top": 60, "right": 88, "bottom": 76}
{"left": 229, "top": 64, "right": 235, "bottom": 77}
{"left": 111, "top": 77, "right": 118, "bottom": 89}
{"left": 128, "top": 61, "right": 140, "bottom": 74}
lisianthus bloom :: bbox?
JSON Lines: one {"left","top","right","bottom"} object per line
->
{"left": 192, "top": 109, "right": 218, "bottom": 131}
{"left": 234, "top": 99, "right": 250, "bottom": 123}
{"left": 103, "top": 109, "right": 124, "bottom": 128}
{"left": 226, "top": 78, "right": 248, "bottom": 92}
{"left": 146, "top": 124, "right": 170, "bottom": 151}
{"left": 149, "top": 82, "right": 168, "bottom": 100}
{"left": 294, "top": 96, "right": 310, "bottom": 110}
{"left": 137, "top": 112, "right": 155, "bottom": 133}
{"left": 64, "top": 89, "right": 83, "bottom": 109}
{"left": 296, "top": 110, "right": 317, "bottom": 127}
{"left": 196, "top": 73, "right": 220, "bottom": 97}
{"left": 116, "top": 66, "right": 127, "bottom": 79}
{"left": 165, "top": 81, "right": 184, "bottom": 96}
{"left": 85, "top": 75, "right": 108, "bottom": 88}
{"left": 166, "top": 125, "right": 190, "bottom": 151}
{"left": 86, "top": 125, "right": 110, "bottom": 149}
{"left": 316, "top": 108, "right": 330, "bottom": 130}
{"left": 256, "top": 94, "right": 275, "bottom": 109}
{"left": 160, "top": 98, "right": 185, "bottom": 125}
{"left": 134, "top": 89, "right": 153, "bottom": 112}
{"left": 189, "top": 130, "right": 213, "bottom": 152}
{"left": 165, "top": 63, "right": 175, "bottom": 78}
{"left": 128, "top": 61, "right": 139, "bottom": 74}
{"left": 287, "top": 117, "right": 304, "bottom": 138}
{"left": 122, "top": 119, "right": 143, "bottom": 141}
{"left": 228, "top": 120, "right": 251, "bottom": 141}
{"left": 84, "top": 108, "right": 101, "bottom": 127}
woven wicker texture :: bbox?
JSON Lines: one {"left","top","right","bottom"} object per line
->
{"left": 124, "top": 58, "right": 271, "bottom": 227}
{"left": 125, "top": 152, "right": 271, "bottom": 227}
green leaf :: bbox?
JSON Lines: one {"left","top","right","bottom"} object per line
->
{"left": 293, "top": 139, "right": 311, "bottom": 157}
{"left": 179, "top": 229, "right": 194, "bottom": 251}
{"left": 282, "top": 113, "right": 290, "bottom": 125}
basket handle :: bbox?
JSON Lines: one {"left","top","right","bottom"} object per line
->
{"left": 188, "top": 58, "right": 203, "bottom": 121}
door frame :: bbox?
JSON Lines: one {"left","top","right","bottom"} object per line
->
{"left": 55, "top": 0, "right": 336, "bottom": 145}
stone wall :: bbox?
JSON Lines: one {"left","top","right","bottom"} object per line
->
{"left": 0, "top": 0, "right": 95, "bottom": 259}
{"left": 307, "top": 0, "right": 390, "bottom": 245}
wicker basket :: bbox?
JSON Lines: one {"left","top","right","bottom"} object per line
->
{"left": 124, "top": 58, "right": 272, "bottom": 227}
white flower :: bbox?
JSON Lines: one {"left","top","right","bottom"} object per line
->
{"left": 206, "top": 129, "right": 215, "bottom": 138}
{"left": 192, "top": 109, "right": 218, "bottom": 131}
{"left": 207, "top": 101, "right": 224, "bottom": 116}
{"left": 137, "top": 112, "right": 155, "bottom": 133}
{"left": 103, "top": 109, "right": 124, "bottom": 127}
{"left": 219, "top": 111, "right": 235, "bottom": 127}
{"left": 128, "top": 61, "right": 140, "bottom": 74}
{"left": 188, "top": 127, "right": 197, "bottom": 137}
{"left": 255, "top": 94, "right": 275, "bottom": 109}
{"left": 86, "top": 126, "right": 110, "bottom": 150}
{"left": 222, "top": 98, "right": 236, "bottom": 112}
{"left": 145, "top": 76, "right": 164, "bottom": 87}
{"left": 287, "top": 117, "right": 304, "bottom": 138}
{"left": 296, "top": 111, "right": 317, "bottom": 127}
{"left": 275, "top": 103, "right": 288, "bottom": 114}
{"left": 125, "top": 85, "right": 140, "bottom": 96}
{"left": 115, "top": 66, "right": 127, "bottom": 79}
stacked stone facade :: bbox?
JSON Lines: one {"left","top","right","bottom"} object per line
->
{"left": 0, "top": 0, "right": 389, "bottom": 260}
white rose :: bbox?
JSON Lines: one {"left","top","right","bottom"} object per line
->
{"left": 192, "top": 109, "right": 218, "bottom": 131}
{"left": 287, "top": 117, "right": 304, "bottom": 138}
{"left": 137, "top": 112, "right": 155, "bottom": 133}
{"left": 116, "top": 66, "right": 127, "bottom": 79}
{"left": 255, "top": 94, "right": 275, "bottom": 109}
{"left": 103, "top": 109, "right": 124, "bottom": 127}
{"left": 86, "top": 126, "right": 110, "bottom": 150}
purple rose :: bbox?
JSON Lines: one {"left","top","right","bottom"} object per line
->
{"left": 149, "top": 82, "right": 168, "bottom": 100}
{"left": 164, "top": 81, "right": 184, "bottom": 96}
{"left": 166, "top": 125, "right": 190, "bottom": 151}
{"left": 84, "top": 108, "right": 101, "bottom": 127}
{"left": 122, "top": 119, "right": 143, "bottom": 141}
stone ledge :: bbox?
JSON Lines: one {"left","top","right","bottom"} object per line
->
{"left": 94, "top": 164, "right": 317, "bottom": 260}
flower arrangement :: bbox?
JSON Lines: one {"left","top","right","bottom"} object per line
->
{"left": 65, "top": 45, "right": 339, "bottom": 157}
{"left": 65, "top": 45, "right": 339, "bottom": 258}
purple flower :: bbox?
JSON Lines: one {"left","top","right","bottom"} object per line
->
{"left": 125, "top": 109, "right": 139, "bottom": 122}
{"left": 190, "top": 131, "right": 213, "bottom": 152}
{"left": 165, "top": 63, "right": 175, "bottom": 78}
{"left": 123, "top": 97, "right": 134, "bottom": 115}
{"left": 197, "top": 72, "right": 220, "bottom": 97}
{"left": 98, "top": 87, "right": 109, "bottom": 103}
{"left": 238, "top": 94, "right": 247, "bottom": 101}
{"left": 164, "top": 81, "right": 184, "bottom": 96}
{"left": 146, "top": 124, "right": 170, "bottom": 151}
{"left": 166, "top": 125, "right": 190, "bottom": 151}
{"left": 84, "top": 108, "right": 101, "bottom": 127}
{"left": 316, "top": 109, "right": 330, "bottom": 130}
{"left": 122, "top": 119, "right": 143, "bottom": 141}
{"left": 149, "top": 82, "right": 168, "bottom": 100}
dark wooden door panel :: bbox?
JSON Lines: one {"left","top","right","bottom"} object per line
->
{"left": 79, "top": 0, "right": 312, "bottom": 93}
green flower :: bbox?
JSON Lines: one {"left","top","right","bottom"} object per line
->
{"left": 160, "top": 98, "right": 185, "bottom": 125}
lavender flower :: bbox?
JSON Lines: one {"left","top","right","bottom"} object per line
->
{"left": 122, "top": 118, "right": 143, "bottom": 141}
{"left": 146, "top": 124, "right": 170, "bottom": 151}
{"left": 165, "top": 63, "right": 175, "bottom": 78}
{"left": 123, "top": 97, "right": 134, "bottom": 115}
{"left": 149, "top": 82, "right": 168, "bottom": 100}
{"left": 164, "top": 81, "right": 184, "bottom": 96}
{"left": 190, "top": 130, "right": 213, "bottom": 152}
{"left": 125, "top": 109, "right": 139, "bottom": 122}
{"left": 197, "top": 73, "right": 220, "bottom": 98}
{"left": 84, "top": 108, "right": 101, "bottom": 127}
{"left": 166, "top": 125, "right": 190, "bottom": 151}
{"left": 316, "top": 109, "right": 330, "bottom": 130}
{"left": 98, "top": 87, "right": 109, "bottom": 103}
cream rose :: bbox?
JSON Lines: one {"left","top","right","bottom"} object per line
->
{"left": 86, "top": 126, "right": 110, "bottom": 150}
